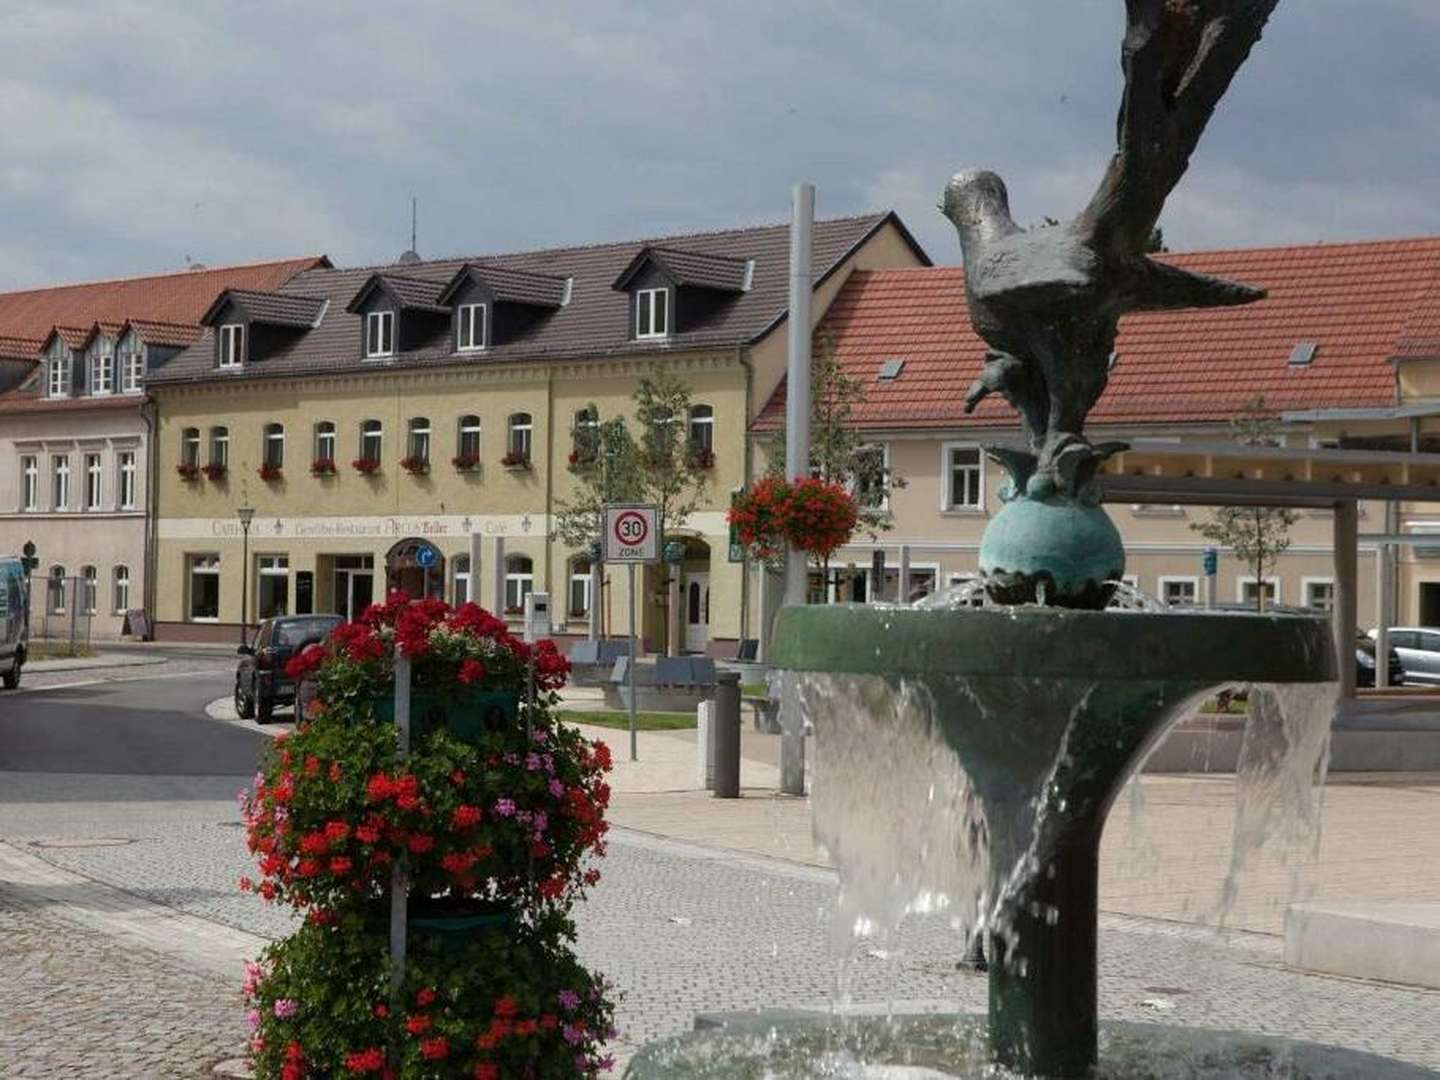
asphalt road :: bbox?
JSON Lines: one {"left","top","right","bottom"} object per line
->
{"left": 0, "top": 670, "right": 266, "bottom": 776}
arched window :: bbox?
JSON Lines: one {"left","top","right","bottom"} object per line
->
{"left": 504, "top": 554, "right": 534, "bottom": 613}
{"left": 452, "top": 554, "right": 471, "bottom": 605}
{"left": 313, "top": 421, "right": 336, "bottom": 467}
{"left": 507, "top": 413, "right": 532, "bottom": 463}
{"left": 569, "top": 557, "right": 592, "bottom": 618}
{"left": 47, "top": 565, "right": 66, "bottom": 615}
{"left": 456, "top": 415, "right": 481, "bottom": 462}
{"left": 209, "top": 426, "right": 229, "bottom": 468}
{"left": 81, "top": 565, "right": 97, "bottom": 615}
{"left": 359, "top": 419, "right": 383, "bottom": 463}
{"left": 263, "top": 423, "right": 285, "bottom": 469}
{"left": 181, "top": 427, "right": 200, "bottom": 468}
{"left": 113, "top": 565, "right": 130, "bottom": 614}
{"left": 571, "top": 406, "right": 599, "bottom": 466}
{"left": 407, "top": 417, "right": 431, "bottom": 464}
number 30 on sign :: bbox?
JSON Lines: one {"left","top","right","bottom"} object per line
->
{"left": 602, "top": 504, "right": 661, "bottom": 564}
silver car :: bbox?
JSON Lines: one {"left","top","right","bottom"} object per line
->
{"left": 1368, "top": 627, "right": 1440, "bottom": 685}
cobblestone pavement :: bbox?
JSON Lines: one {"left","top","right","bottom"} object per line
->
{"left": 0, "top": 898, "right": 246, "bottom": 1078}
{"left": 3, "top": 777, "right": 1438, "bottom": 1074}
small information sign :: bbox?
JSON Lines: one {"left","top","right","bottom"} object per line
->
{"left": 602, "top": 504, "right": 661, "bottom": 564}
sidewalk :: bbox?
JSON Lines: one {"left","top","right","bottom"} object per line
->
{"left": 24, "top": 651, "right": 169, "bottom": 674}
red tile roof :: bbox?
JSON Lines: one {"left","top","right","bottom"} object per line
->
{"left": 0, "top": 256, "right": 330, "bottom": 343}
{"left": 0, "top": 335, "right": 42, "bottom": 362}
{"left": 120, "top": 319, "right": 204, "bottom": 349}
{"left": 756, "top": 237, "right": 1440, "bottom": 431}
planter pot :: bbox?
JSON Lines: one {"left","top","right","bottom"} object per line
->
{"left": 371, "top": 686, "right": 520, "bottom": 747}
{"left": 408, "top": 897, "right": 516, "bottom": 947}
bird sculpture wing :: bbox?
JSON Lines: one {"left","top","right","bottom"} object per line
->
{"left": 1078, "top": 0, "right": 1281, "bottom": 257}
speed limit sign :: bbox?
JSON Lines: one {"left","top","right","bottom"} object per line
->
{"left": 602, "top": 503, "right": 661, "bottom": 563}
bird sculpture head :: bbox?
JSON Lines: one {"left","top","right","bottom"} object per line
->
{"left": 940, "top": 169, "right": 1013, "bottom": 231}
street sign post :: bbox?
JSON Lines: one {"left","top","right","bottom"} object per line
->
{"left": 1202, "top": 547, "right": 1218, "bottom": 608}
{"left": 602, "top": 504, "right": 662, "bottom": 761}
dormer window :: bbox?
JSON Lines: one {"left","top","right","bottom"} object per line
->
{"left": 636, "top": 287, "right": 669, "bottom": 339}
{"left": 90, "top": 345, "right": 114, "bottom": 395}
{"left": 48, "top": 352, "right": 71, "bottom": 397}
{"left": 365, "top": 311, "right": 394, "bottom": 358}
{"left": 218, "top": 324, "right": 245, "bottom": 369}
{"left": 457, "top": 304, "right": 487, "bottom": 351}
{"left": 121, "top": 345, "right": 144, "bottom": 393}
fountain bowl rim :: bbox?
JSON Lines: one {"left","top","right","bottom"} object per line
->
{"left": 771, "top": 604, "right": 1337, "bottom": 683}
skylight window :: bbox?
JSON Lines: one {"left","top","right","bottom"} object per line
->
{"left": 1288, "top": 342, "right": 1318, "bottom": 366}
{"left": 878, "top": 359, "right": 905, "bottom": 381}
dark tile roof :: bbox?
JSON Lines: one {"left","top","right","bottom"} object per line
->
{"left": 204, "top": 289, "right": 328, "bottom": 328}
{"left": 614, "top": 247, "right": 750, "bottom": 292}
{"left": 439, "top": 264, "right": 568, "bottom": 308}
{"left": 149, "top": 212, "right": 926, "bottom": 385}
{"left": 346, "top": 273, "right": 448, "bottom": 314}
{"left": 754, "top": 236, "right": 1440, "bottom": 432}
{"left": 0, "top": 256, "right": 329, "bottom": 341}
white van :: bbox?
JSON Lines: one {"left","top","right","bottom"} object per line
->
{"left": 0, "top": 557, "right": 28, "bottom": 689}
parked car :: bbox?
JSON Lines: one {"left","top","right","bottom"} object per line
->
{"left": 1355, "top": 633, "right": 1407, "bottom": 688}
{"left": 1366, "top": 627, "right": 1440, "bottom": 685}
{"left": 0, "top": 557, "right": 28, "bottom": 690}
{"left": 235, "top": 614, "right": 343, "bottom": 723}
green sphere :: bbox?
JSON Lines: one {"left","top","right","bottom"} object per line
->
{"left": 979, "top": 496, "right": 1125, "bottom": 608}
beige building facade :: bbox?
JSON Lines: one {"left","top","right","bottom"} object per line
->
{"left": 147, "top": 214, "right": 928, "bottom": 645}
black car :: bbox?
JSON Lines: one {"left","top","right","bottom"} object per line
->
{"left": 1355, "top": 633, "right": 1406, "bottom": 688}
{"left": 235, "top": 615, "right": 343, "bottom": 723}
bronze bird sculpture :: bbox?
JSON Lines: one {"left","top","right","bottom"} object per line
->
{"left": 942, "top": 0, "right": 1278, "bottom": 502}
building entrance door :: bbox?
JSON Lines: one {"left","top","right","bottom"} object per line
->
{"left": 333, "top": 555, "right": 375, "bottom": 620}
{"left": 684, "top": 573, "right": 710, "bottom": 653}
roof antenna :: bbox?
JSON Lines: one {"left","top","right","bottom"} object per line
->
{"left": 397, "top": 196, "right": 420, "bottom": 265}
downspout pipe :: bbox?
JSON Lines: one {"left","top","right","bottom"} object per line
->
{"left": 141, "top": 396, "right": 159, "bottom": 639}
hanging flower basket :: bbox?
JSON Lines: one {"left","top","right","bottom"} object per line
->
{"left": 727, "top": 475, "right": 859, "bottom": 563}
{"left": 352, "top": 457, "right": 381, "bottom": 476}
{"left": 176, "top": 462, "right": 200, "bottom": 482}
{"left": 258, "top": 463, "right": 283, "bottom": 483}
{"left": 310, "top": 458, "right": 337, "bottom": 477}
{"left": 201, "top": 463, "right": 227, "bottom": 481}
{"left": 400, "top": 455, "right": 429, "bottom": 476}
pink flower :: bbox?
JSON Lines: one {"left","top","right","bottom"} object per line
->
{"left": 494, "top": 798, "right": 516, "bottom": 818}
{"left": 273, "top": 998, "right": 299, "bottom": 1019}
{"left": 246, "top": 1008, "right": 262, "bottom": 1030}
{"left": 242, "top": 961, "right": 266, "bottom": 997}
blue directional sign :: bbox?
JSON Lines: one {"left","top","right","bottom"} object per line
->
{"left": 415, "top": 544, "right": 439, "bottom": 569}
{"left": 1202, "top": 547, "right": 1218, "bottom": 576}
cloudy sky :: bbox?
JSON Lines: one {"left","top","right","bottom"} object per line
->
{"left": 2, "top": 1, "right": 1437, "bottom": 288}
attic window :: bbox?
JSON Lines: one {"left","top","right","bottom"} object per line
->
{"left": 1288, "top": 342, "right": 1318, "bottom": 366}
{"left": 218, "top": 324, "right": 244, "bottom": 369}
{"left": 366, "top": 311, "right": 394, "bottom": 358}
{"left": 636, "top": 288, "right": 669, "bottom": 339}
{"left": 457, "top": 304, "right": 487, "bottom": 352}
{"left": 877, "top": 359, "right": 905, "bottom": 381}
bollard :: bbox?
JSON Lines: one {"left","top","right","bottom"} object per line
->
{"left": 713, "top": 672, "right": 742, "bottom": 798}
{"left": 696, "top": 700, "right": 716, "bottom": 790}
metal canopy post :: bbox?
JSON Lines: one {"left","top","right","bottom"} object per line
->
{"left": 1333, "top": 500, "right": 1359, "bottom": 700}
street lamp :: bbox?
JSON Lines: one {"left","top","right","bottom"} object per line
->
{"left": 237, "top": 505, "right": 255, "bottom": 646}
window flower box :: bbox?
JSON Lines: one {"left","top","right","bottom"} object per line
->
{"left": 503, "top": 604, "right": 525, "bottom": 616}
{"left": 176, "top": 463, "right": 200, "bottom": 482}
{"left": 351, "top": 457, "right": 381, "bottom": 476}
{"left": 500, "top": 451, "right": 531, "bottom": 471}
{"left": 400, "top": 455, "right": 429, "bottom": 476}
{"left": 451, "top": 453, "right": 481, "bottom": 473}
{"left": 567, "top": 449, "right": 597, "bottom": 471}
{"left": 310, "top": 457, "right": 337, "bottom": 477}
{"left": 688, "top": 448, "right": 716, "bottom": 470}
{"left": 201, "top": 463, "right": 227, "bottom": 481}
{"left": 257, "top": 464, "right": 283, "bottom": 483}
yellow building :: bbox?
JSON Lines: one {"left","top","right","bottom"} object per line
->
{"left": 147, "top": 213, "right": 928, "bottom": 646}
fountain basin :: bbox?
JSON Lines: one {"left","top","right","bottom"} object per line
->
{"left": 625, "top": 1012, "right": 1437, "bottom": 1078}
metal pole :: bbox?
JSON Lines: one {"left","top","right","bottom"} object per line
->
{"left": 239, "top": 523, "right": 250, "bottom": 645}
{"left": 783, "top": 182, "right": 815, "bottom": 608}
{"left": 1376, "top": 540, "right": 1393, "bottom": 689}
{"left": 1333, "top": 500, "right": 1358, "bottom": 700}
{"left": 389, "top": 654, "right": 412, "bottom": 1004}
{"left": 589, "top": 558, "right": 601, "bottom": 641}
{"left": 898, "top": 544, "right": 911, "bottom": 604}
{"left": 627, "top": 562, "right": 638, "bottom": 762}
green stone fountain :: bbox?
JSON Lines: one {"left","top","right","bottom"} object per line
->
{"left": 628, "top": 3, "right": 1435, "bottom": 1076}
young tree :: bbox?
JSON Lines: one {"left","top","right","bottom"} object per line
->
{"left": 1190, "top": 396, "right": 1299, "bottom": 612}
{"left": 553, "top": 410, "right": 643, "bottom": 549}
{"left": 763, "top": 330, "right": 904, "bottom": 594}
